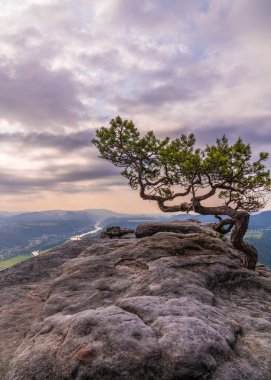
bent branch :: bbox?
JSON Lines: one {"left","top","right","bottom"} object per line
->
{"left": 193, "top": 202, "right": 258, "bottom": 270}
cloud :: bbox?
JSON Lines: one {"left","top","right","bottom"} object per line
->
{"left": 0, "top": 129, "right": 94, "bottom": 151}
{"left": 192, "top": 116, "right": 271, "bottom": 147}
{"left": 166, "top": 115, "right": 271, "bottom": 163}
{"left": 109, "top": 0, "right": 209, "bottom": 32}
{"left": 0, "top": 0, "right": 270, "bottom": 210}
{"left": 0, "top": 60, "right": 86, "bottom": 128}
{"left": 113, "top": 65, "right": 221, "bottom": 110}
{"left": 0, "top": 162, "right": 124, "bottom": 195}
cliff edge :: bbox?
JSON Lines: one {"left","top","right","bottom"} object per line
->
{"left": 0, "top": 221, "right": 271, "bottom": 380}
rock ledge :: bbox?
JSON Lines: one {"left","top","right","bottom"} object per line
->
{"left": 0, "top": 221, "right": 271, "bottom": 380}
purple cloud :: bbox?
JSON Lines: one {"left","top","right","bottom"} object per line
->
{"left": 0, "top": 61, "right": 86, "bottom": 127}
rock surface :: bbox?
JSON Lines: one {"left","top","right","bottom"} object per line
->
{"left": 100, "top": 226, "right": 134, "bottom": 239}
{"left": 0, "top": 221, "right": 271, "bottom": 380}
{"left": 135, "top": 220, "right": 203, "bottom": 238}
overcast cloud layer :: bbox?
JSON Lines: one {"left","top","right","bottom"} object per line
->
{"left": 0, "top": 0, "right": 271, "bottom": 212}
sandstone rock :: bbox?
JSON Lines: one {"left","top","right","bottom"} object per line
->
{"left": 100, "top": 226, "right": 135, "bottom": 239}
{"left": 0, "top": 221, "right": 271, "bottom": 379}
{"left": 135, "top": 220, "right": 206, "bottom": 238}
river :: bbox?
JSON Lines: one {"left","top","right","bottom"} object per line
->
{"left": 70, "top": 223, "right": 103, "bottom": 240}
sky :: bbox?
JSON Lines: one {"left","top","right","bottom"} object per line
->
{"left": 0, "top": 0, "right": 270, "bottom": 213}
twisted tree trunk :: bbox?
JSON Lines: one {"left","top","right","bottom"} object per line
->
{"left": 194, "top": 203, "right": 258, "bottom": 270}
{"left": 156, "top": 198, "right": 258, "bottom": 269}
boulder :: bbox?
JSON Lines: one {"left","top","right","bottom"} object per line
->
{"left": 100, "top": 226, "right": 135, "bottom": 239}
{"left": 135, "top": 220, "right": 205, "bottom": 238}
{"left": 0, "top": 222, "right": 271, "bottom": 379}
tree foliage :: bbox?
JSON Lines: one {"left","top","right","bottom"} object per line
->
{"left": 92, "top": 116, "right": 271, "bottom": 269}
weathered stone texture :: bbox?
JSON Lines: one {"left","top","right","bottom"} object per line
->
{"left": 0, "top": 222, "right": 270, "bottom": 379}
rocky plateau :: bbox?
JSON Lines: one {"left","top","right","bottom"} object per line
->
{"left": 0, "top": 220, "right": 271, "bottom": 380}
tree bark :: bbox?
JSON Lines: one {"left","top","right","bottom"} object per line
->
{"left": 193, "top": 202, "right": 258, "bottom": 270}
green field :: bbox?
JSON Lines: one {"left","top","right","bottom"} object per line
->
{"left": 0, "top": 255, "right": 32, "bottom": 270}
{"left": 0, "top": 239, "right": 70, "bottom": 271}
